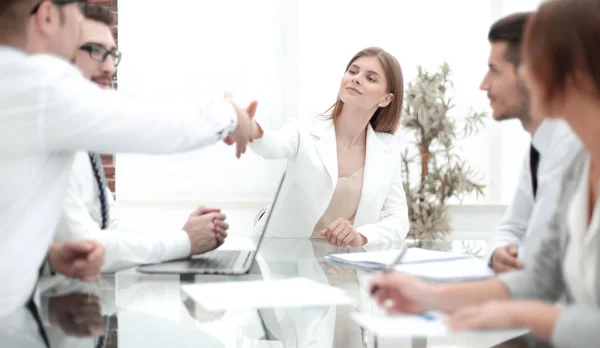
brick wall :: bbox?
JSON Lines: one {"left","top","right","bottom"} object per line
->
{"left": 89, "top": 0, "right": 118, "bottom": 193}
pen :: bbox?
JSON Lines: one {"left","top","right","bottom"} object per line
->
{"left": 369, "top": 243, "right": 408, "bottom": 295}
{"left": 420, "top": 313, "right": 436, "bottom": 321}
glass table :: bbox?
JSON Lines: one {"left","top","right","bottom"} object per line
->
{"left": 1, "top": 238, "right": 551, "bottom": 348}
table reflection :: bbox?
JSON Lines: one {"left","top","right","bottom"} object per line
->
{"left": 249, "top": 238, "right": 368, "bottom": 347}
{"left": 39, "top": 278, "right": 116, "bottom": 348}
{"left": 0, "top": 238, "right": 546, "bottom": 348}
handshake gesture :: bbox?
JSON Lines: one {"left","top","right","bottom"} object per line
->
{"left": 222, "top": 92, "right": 260, "bottom": 158}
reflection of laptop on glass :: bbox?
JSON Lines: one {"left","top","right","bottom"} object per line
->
{"left": 137, "top": 172, "right": 285, "bottom": 275}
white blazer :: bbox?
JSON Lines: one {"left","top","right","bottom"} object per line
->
{"left": 250, "top": 116, "right": 409, "bottom": 245}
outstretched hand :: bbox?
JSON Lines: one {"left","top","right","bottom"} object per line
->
{"left": 222, "top": 92, "right": 258, "bottom": 157}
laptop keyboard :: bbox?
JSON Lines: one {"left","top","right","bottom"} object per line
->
{"left": 189, "top": 250, "right": 243, "bottom": 269}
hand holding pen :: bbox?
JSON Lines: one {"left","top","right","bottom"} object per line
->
{"left": 369, "top": 243, "right": 408, "bottom": 295}
{"left": 368, "top": 244, "right": 437, "bottom": 315}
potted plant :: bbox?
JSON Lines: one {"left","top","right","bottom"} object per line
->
{"left": 401, "top": 62, "right": 487, "bottom": 251}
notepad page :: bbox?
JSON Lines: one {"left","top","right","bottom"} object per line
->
{"left": 352, "top": 312, "right": 449, "bottom": 337}
{"left": 327, "top": 248, "right": 471, "bottom": 268}
{"left": 352, "top": 312, "right": 528, "bottom": 339}
{"left": 394, "top": 257, "right": 494, "bottom": 281}
{"left": 328, "top": 250, "right": 400, "bottom": 265}
{"left": 400, "top": 248, "right": 472, "bottom": 263}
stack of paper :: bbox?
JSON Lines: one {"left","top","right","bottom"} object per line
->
{"left": 181, "top": 277, "right": 354, "bottom": 311}
{"left": 326, "top": 248, "right": 493, "bottom": 281}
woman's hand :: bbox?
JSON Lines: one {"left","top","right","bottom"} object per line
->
{"left": 369, "top": 271, "right": 434, "bottom": 314}
{"left": 320, "top": 218, "right": 365, "bottom": 247}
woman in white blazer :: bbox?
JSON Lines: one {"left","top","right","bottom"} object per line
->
{"left": 249, "top": 47, "right": 409, "bottom": 246}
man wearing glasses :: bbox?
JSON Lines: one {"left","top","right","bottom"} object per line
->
{"left": 0, "top": 0, "right": 255, "bottom": 332}
{"left": 55, "top": 4, "right": 230, "bottom": 273}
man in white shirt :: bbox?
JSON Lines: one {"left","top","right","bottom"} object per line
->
{"left": 53, "top": 4, "right": 229, "bottom": 272}
{"left": 0, "top": 0, "right": 254, "bottom": 320}
{"left": 480, "top": 12, "right": 579, "bottom": 272}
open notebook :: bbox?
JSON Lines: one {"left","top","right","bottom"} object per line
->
{"left": 326, "top": 248, "right": 493, "bottom": 282}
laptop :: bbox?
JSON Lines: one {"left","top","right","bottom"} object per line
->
{"left": 137, "top": 172, "right": 285, "bottom": 275}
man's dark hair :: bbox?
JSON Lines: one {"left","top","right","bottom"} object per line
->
{"left": 488, "top": 12, "right": 533, "bottom": 68}
{"left": 83, "top": 3, "right": 115, "bottom": 26}
{"left": 0, "top": 0, "right": 38, "bottom": 40}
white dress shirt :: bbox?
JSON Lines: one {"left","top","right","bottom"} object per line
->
{"left": 0, "top": 46, "right": 236, "bottom": 319}
{"left": 563, "top": 156, "right": 600, "bottom": 306}
{"left": 53, "top": 152, "right": 191, "bottom": 273}
{"left": 487, "top": 119, "right": 580, "bottom": 264}
{"left": 0, "top": 307, "right": 46, "bottom": 348}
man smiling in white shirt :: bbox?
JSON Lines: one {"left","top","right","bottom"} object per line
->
{"left": 53, "top": 4, "right": 229, "bottom": 272}
{"left": 0, "top": 0, "right": 254, "bottom": 321}
{"left": 480, "top": 12, "right": 579, "bottom": 272}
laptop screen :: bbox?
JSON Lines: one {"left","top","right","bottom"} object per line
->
{"left": 248, "top": 172, "right": 286, "bottom": 252}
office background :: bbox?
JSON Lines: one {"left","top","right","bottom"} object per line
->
{"left": 100, "top": 0, "right": 543, "bottom": 240}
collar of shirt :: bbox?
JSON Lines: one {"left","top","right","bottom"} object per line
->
{"left": 531, "top": 119, "right": 561, "bottom": 156}
{"left": 0, "top": 45, "right": 24, "bottom": 55}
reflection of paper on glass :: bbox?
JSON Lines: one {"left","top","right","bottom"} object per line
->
{"left": 352, "top": 313, "right": 528, "bottom": 339}
{"left": 181, "top": 277, "right": 354, "bottom": 311}
{"left": 326, "top": 248, "right": 471, "bottom": 270}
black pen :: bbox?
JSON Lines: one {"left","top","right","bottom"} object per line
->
{"left": 369, "top": 243, "right": 408, "bottom": 295}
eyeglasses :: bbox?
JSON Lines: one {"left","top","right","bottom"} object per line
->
{"left": 79, "top": 43, "right": 122, "bottom": 67}
{"left": 30, "top": 0, "right": 88, "bottom": 15}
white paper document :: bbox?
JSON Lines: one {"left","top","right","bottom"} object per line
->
{"left": 326, "top": 248, "right": 493, "bottom": 281}
{"left": 353, "top": 312, "right": 449, "bottom": 337}
{"left": 181, "top": 277, "right": 354, "bottom": 311}
{"left": 393, "top": 257, "right": 494, "bottom": 282}
{"left": 352, "top": 312, "right": 528, "bottom": 338}
{"left": 326, "top": 248, "right": 471, "bottom": 270}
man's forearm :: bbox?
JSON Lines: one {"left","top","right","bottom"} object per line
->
{"left": 432, "top": 278, "right": 511, "bottom": 313}
{"left": 97, "top": 229, "right": 190, "bottom": 273}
